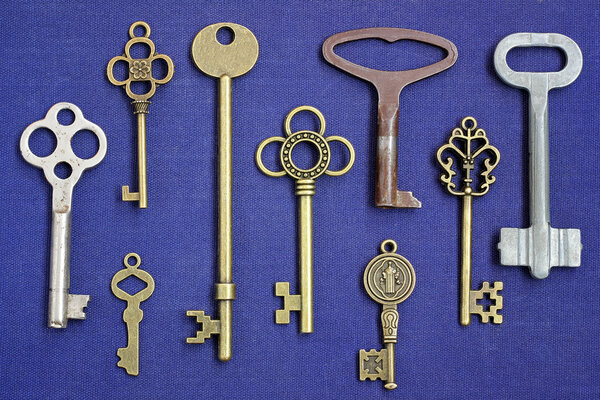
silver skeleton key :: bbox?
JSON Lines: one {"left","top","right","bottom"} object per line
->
{"left": 20, "top": 103, "right": 107, "bottom": 328}
{"left": 494, "top": 33, "right": 583, "bottom": 279}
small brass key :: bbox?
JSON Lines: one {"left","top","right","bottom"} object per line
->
{"left": 256, "top": 106, "right": 355, "bottom": 333}
{"left": 107, "top": 21, "right": 174, "bottom": 208}
{"left": 186, "top": 23, "right": 258, "bottom": 362}
{"left": 111, "top": 253, "right": 155, "bottom": 376}
{"left": 359, "top": 240, "right": 415, "bottom": 390}
{"left": 436, "top": 117, "right": 503, "bottom": 325}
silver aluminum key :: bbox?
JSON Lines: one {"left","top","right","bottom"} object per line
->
{"left": 494, "top": 33, "right": 583, "bottom": 279}
{"left": 20, "top": 103, "right": 107, "bottom": 327}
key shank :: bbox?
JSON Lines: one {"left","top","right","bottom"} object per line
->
{"left": 118, "top": 304, "right": 142, "bottom": 375}
{"left": 460, "top": 194, "right": 472, "bottom": 326}
{"left": 297, "top": 180, "right": 315, "bottom": 333}
{"left": 122, "top": 101, "right": 150, "bottom": 208}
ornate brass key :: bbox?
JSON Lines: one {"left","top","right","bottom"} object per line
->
{"left": 256, "top": 106, "right": 355, "bottom": 333}
{"left": 107, "top": 21, "right": 174, "bottom": 208}
{"left": 437, "top": 117, "right": 503, "bottom": 325}
{"left": 111, "top": 253, "right": 155, "bottom": 376}
{"left": 186, "top": 23, "right": 258, "bottom": 362}
{"left": 359, "top": 240, "right": 415, "bottom": 390}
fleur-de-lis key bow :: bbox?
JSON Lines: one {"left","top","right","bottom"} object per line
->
{"left": 436, "top": 117, "right": 503, "bottom": 326}
{"left": 107, "top": 21, "right": 174, "bottom": 208}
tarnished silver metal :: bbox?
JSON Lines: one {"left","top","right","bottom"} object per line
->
{"left": 494, "top": 33, "right": 583, "bottom": 279}
{"left": 21, "top": 103, "right": 107, "bottom": 328}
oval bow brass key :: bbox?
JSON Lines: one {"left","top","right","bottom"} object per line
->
{"left": 359, "top": 240, "right": 415, "bottom": 390}
{"left": 436, "top": 117, "right": 503, "bottom": 325}
{"left": 107, "top": 21, "right": 174, "bottom": 208}
{"left": 256, "top": 106, "right": 355, "bottom": 333}
{"left": 186, "top": 23, "right": 258, "bottom": 362}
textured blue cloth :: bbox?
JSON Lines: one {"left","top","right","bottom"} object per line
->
{"left": 1, "top": 1, "right": 599, "bottom": 399}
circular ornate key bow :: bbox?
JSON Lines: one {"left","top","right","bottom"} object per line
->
{"left": 107, "top": 21, "right": 174, "bottom": 101}
{"left": 364, "top": 240, "right": 415, "bottom": 305}
{"left": 255, "top": 106, "right": 355, "bottom": 180}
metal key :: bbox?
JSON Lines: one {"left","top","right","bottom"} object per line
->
{"left": 323, "top": 28, "right": 458, "bottom": 208}
{"left": 359, "top": 240, "right": 415, "bottom": 390}
{"left": 107, "top": 21, "right": 174, "bottom": 208}
{"left": 186, "top": 23, "right": 258, "bottom": 361}
{"left": 494, "top": 33, "right": 583, "bottom": 279}
{"left": 256, "top": 106, "right": 355, "bottom": 333}
{"left": 111, "top": 253, "right": 155, "bottom": 376}
{"left": 20, "top": 102, "right": 107, "bottom": 328}
{"left": 437, "top": 117, "right": 503, "bottom": 325}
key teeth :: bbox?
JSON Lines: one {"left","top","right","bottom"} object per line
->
{"left": 274, "top": 282, "right": 301, "bottom": 325}
{"left": 122, "top": 185, "right": 140, "bottom": 201}
{"left": 186, "top": 310, "right": 221, "bottom": 343}
{"left": 359, "top": 349, "right": 388, "bottom": 381}
{"left": 66, "top": 294, "right": 90, "bottom": 320}
{"left": 470, "top": 282, "right": 503, "bottom": 324}
{"left": 116, "top": 347, "right": 138, "bottom": 376}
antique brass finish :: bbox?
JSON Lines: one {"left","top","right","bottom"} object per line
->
{"left": 111, "top": 253, "right": 155, "bottom": 376}
{"left": 359, "top": 240, "right": 415, "bottom": 390}
{"left": 186, "top": 23, "right": 258, "bottom": 362}
{"left": 323, "top": 28, "right": 458, "bottom": 208}
{"left": 107, "top": 21, "right": 174, "bottom": 208}
{"left": 436, "top": 117, "right": 503, "bottom": 325}
{"left": 256, "top": 106, "right": 355, "bottom": 333}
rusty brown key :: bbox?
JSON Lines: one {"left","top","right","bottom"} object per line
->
{"left": 323, "top": 28, "right": 458, "bottom": 208}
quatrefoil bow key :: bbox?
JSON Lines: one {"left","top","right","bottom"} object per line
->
{"left": 256, "top": 105, "right": 355, "bottom": 333}
{"left": 107, "top": 21, "right": 174, "bottom": 208}
{"left": 436, "top": 117, "right": 503, "bottom": 325}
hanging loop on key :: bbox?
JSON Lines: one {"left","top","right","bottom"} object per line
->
{"left": 107, "top": 21, "right": 174, "bottom": 101}
{"left": 111, "top": 253, "right": 155, "bottom": 303}
{"left": 436, "top": 116, "right": 500, "bottom": 197}
{"left": 494, "top": 33, "right": 583, "bottom": 92}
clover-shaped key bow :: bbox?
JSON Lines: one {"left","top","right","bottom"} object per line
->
{"left": 256, "top": 106, "right": 355, "bottom": 333}
{"left": 107, "top": 21, "right": 174, "bottom": 209}
{"left": 436, "top": 117, "right": 503, "bottom": 326}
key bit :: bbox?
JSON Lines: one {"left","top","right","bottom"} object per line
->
{"left": 256, "top": 106, "right": 355, "bottom": 334}
{"left": 20, "top": 102, "right": 107, "bottom": 328}
{"left": 111, "top": 253, "right": 155, "bottom": 376}
{"left": 186, "top": 23, "right": 257, "bottom": 362}
{"left": 107, "top": 21, "right": 174, "bottom": 209}
{"left": 494, "top": 33, "right": 583, "bottom": 279}
{"left": 323, "top": 28, "right": 457, "bottom": 208}
{"left": 437, "top": 117, "right": 503, "bottom": 325}
{"left": 359, "top": 240, "right": 415, "bottom": 390}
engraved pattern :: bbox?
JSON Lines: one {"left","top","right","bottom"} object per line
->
{"left": 436, "top": 117, "right": 500, "bottom": 196}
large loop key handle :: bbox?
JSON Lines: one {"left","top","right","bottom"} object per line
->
{"left": 256, "top": 106, "right": 355, "bottom": 333}
{"left": 323, "top": 28, "right": 457, "bottom": 208}
{"left": 107, "top": 21, "right": 174, "bottom": 208}
{"left": 21, "top": 102, "right": 107, "bottom": 328}
{"left": 495, "top": 33, "right": 583, "bottom": 279}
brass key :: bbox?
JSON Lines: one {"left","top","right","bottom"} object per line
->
{"left": 107, "top": 21, "right": 174, "bottom": 208}
{"left": 256, "top": 106, "right": 355, "bottom": 333}
{"left": 186, "top": 23, "right": 258, "bottom": 361}
{"left": 359, "top": 240, "right": 415, "bottom": 390}
{"left": 436, "top": 117, "right": 503, "bottom": 325}
{"left": 111, "top": 253, "right": 155, "bottom": 376}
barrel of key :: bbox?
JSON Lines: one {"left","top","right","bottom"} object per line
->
{"left": 494, "top": 32, "right": 583, "bottom": 279}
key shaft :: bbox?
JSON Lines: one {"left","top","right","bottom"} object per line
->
{"left": 122, "top": 102, "right": 150, "bottom": 207}
{"left": 297, "top": 180, "right": 315, "bottom": 333}
{"left": 460, "top": 194, "right": 472, "bottom": 326}
{"left": 118, "top": 304, "right": 142, "bottom": 375}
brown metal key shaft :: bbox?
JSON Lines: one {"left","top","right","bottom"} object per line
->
{"left": 323, "top": 28, "right": 458, "bottom": 208}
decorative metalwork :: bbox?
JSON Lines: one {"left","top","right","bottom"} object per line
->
{"left": 256, "top": 106, "right": 355, "bottom": 334}
{"left": 359, "top": 240, "right": 415, "bottom": 390}
{"left": 436, "top": 117, "right": 503, "bottom": 326}
{"left": 111, "top": 253, "right": 155, "bottom": 376}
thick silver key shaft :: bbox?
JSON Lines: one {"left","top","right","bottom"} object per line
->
{"left": 494, "top": 33, "right": 583, "bottom": 279}
{"left": 21, "top": 103, "right": 107, "bottom": 328}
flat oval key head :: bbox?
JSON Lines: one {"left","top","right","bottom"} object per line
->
{"left": 191, "top": 23, "right": 259, "bottom": 77}
{"left": 323, "top": 28, "right": 457, "bottom": 208}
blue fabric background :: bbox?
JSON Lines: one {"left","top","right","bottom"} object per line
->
{"left": 1, "top": 1, "right": 598, "bottom": 399}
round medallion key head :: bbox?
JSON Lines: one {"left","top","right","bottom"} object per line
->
{"left": 364, "top": 240, "right": 415, "bottom": 305}
{"left": 191, "top": 23, "right": 259, "bottom": 77}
